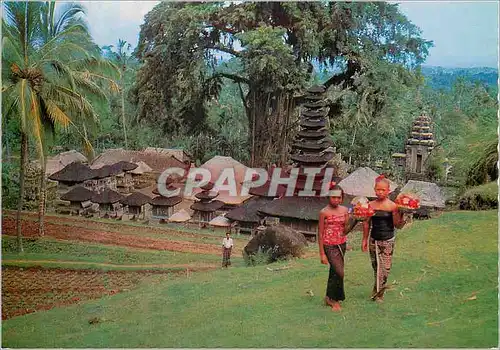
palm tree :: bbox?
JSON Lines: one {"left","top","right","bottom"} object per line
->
{"left": 2, "top": 1, "right": 119, "bottom": 249}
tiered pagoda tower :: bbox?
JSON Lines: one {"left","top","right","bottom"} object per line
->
{"left": 190, "top": 182, "right": 224, "bottom": 226}
{"left": 405, "top": 114, "right": 435, "bottom": 180}
{"left": 290, "top": 85, "right": 335, "bottom": 194}
{"left": 258, "top": 85, "right": 338, "bottom": 241}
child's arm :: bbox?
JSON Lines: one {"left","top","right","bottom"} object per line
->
{"left": 393, "top": 208, "right": 407, "bottom": 229}
{"left": 362, "top": 218, "right": 371, "bottom": 252}
{"left": 318, "top": 211, "right": 328, "bottom": 264}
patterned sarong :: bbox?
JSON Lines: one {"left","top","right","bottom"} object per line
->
{"left": 369, "top": 237, "right": 395, "bottom": 299}
{"left": 222, "top": 247, "right": 232, "bottom": 267}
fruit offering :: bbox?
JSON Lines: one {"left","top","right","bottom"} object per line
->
{"left": 351, "top": 196, "right": 375, "bottom": 218}
{"left": 395, "top": 193, "right": 421, "bottom": 211}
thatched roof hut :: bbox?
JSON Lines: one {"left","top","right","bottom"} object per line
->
{"left": 91, "top": 148, "right": 188, "bottom": 174}
{"left": 45, "top": 150, "right": 88, "bottom": 176}
{"left": 190, "top": 200, "right": 225, "bottom": 212}
{"left": 49, "top": 162, "right": 95, "bottom": 183}
{"left": 259, "top": 196, "right": 329, "bottom": 221}
{"left": 338, "top": 167, "right": 398, "bottom": 198}
{"left": 143, "top": 147, "right": 191, "bottom": 163}
{"left": 399, "top": 180, "right": 446, "bottom": 209}
{"left": 120, "top": 192, "right": 151, "bottom": 207}
{"left": 129, "top": 161, "right": 153, "bottom": 175}
{"left": 225, "top": 197, "right": 273, "bottom": 223}
{"left": 151, "top": 195, "right": 183, "bottom": 207}
{"left": 60, "top": 186, "right": 94, "bottom": 202}
{"left": 209, "top": 215, "right": 231, "bottom": 227}
{"left": 91, "top": 188, "right": 124, "bottom": 204}
{"left": 168, "top": 209, "right": 192, "bottom": 223}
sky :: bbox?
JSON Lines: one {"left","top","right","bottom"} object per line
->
{"left": 83, "top": 1, "right": 499, "bottom": 68}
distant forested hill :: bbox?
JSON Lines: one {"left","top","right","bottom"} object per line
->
{"left": 421, "top": 66, "right": 498, "bottom": 91}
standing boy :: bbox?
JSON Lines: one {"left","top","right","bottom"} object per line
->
{"left": 222, "top": 232, "right": 234, "bottom": 268}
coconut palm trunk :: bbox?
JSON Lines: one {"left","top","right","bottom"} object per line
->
{"left": 16, "top": 132, "right": 28, "bottom": 252}
{"left": 38, "top": 156, "right": 47, "bottom": 236}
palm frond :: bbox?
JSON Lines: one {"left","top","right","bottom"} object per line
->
{"left": 44, "top": 99, "right": 71, "bottom": 129}
{"left": 29, "top": 92, "right": 46, "bottom": 163}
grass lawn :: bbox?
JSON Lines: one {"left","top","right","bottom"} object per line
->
{"left": 2, "top": 210, "right": 498, "bottom": 347}
{"left": 2, "top": 237, "right": 243, "bottom": 269}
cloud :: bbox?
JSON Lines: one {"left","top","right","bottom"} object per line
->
{"left": 81, "top": 1, "right": 160, "bottom": 48}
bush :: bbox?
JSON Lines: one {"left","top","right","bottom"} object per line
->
{"left": 459, "top": 182, "right": 498, "bottom": 210}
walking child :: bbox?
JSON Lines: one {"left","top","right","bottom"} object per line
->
{"left": 362, "top": 175, "right": 408, "bottom": 302}
{"left": 318, "top": 183, "right": 357, "bottom": 312}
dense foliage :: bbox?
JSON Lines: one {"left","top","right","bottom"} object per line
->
{"left": 133, "top": 2, "right": 432, "bottom": 166}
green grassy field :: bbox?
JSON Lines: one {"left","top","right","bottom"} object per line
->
{"left": 2, "top": 236, "right": 244, "bottom": 268}
{"left": 2, "top": 210, "right": 498, "bottom": 347}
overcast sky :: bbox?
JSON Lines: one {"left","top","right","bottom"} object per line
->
{"left": 83, "top": 1, "right": 499, "bottom": 68}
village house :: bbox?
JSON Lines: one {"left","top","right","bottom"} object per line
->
{"left": 60, "top": 186, "right": 95, "bottom": 215}
{"left": 91, "top": 188, "right": 124, "bottom": 218}
{"left": 120, "top": 191, "right": 152, "bottom": 220}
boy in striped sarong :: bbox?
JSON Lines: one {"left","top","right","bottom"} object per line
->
{"left": 222, "top": 232, "right": 234, "bottom": 268}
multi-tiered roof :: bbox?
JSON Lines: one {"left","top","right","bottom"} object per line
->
{"left": 406, "top": 115, "right": 435, "bottom": 150}
{"left": 258, "top": 85, "right": 337, "bottom": 229}
{"left": 190, "top": 182, "right": 224, "bottom": 214}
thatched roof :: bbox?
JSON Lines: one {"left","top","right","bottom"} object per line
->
{"left": 92, "top": 161, "right": 138, "bottom": 179}
{"left": 91, "top": 188, "right": 124, "bottom": 204}
{"left": 399, "top": 180, "right": 446, "bottom": 208}
{"left": 300, "top": 119, "right": 327, "bottom": 128}
{"left": 91, "top": 148, "right": 188, "bottom": 173}
{"left": 259, "top": 196, "right": 329, "bottom": 221}
{"left": 120, "top": 192, "right": 151, "bottom": 207}
{"left": 191, "top": 200, "right": 225, "bottom": 212}
{"left": 168, "top": 209, "right": 191, "bottom": 223}
{"left": 290, "top": 152, "right": 334, "bottom": 165}
{"left": 306, "top": 85, "right": 326, "bottom": 94}
{"left": 151, "top": 196, "right": 182, "bottom": 207}
{"left": 60, "top": 186, "right": 94, "bottom": 202}
{"left": 129, "top": 161, "right": 153, "bottom": 175}
{"left": 49, "top": 162, "right": 95, "bottom": 183}
{"left": 302, "top": 109, "right": 329, "bottom": 118}
{"left": 338, "top": 167, "right": 398, "bottom": 198}
{"left": 297, "top": 129, "right": 329, "bottom": 139}
{"left": 225, "top": 196, "right": 273, "bottom": 223}
{"left": 292, "top": 139, "right": 333, "bottom": 151}
{"left": 195, "top": 191, "right": 219, "bottom": 200}
{"left": 143, "top": 147, "right": 191, "bottom": 162}
{"left": 209, "top": 215, "right": 232, "bottom": 227}
{"left": 303, "top": 100, "right": 327, "bottom": 108}
{"left": 46, "top": 150, "right": 88, "bottom": 176}
{"left": 187, "top": 156, "right": 253, "bottom": 205}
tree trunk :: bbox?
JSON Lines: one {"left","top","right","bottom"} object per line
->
{"left": 16, "top": 132, "right": 28, "bottom": 253}
{"left": 121, "top": 76, "right": 128, "bottom": 149}
{"left": 246, "top": 88, "right": 296, "bottom": 168}
{"left": 38, "top": 156, "right": 47, "bottom": 237}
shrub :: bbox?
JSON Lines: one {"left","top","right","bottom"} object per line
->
{"left": 459, "top": 181, "right": 498, "bottom": 210}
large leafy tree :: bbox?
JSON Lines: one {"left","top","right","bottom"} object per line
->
{"left": 2, "top": 1, "right": 119, "bottom": 249}
{"left": 134, "top": 2, "right": 432, "bottom": 166}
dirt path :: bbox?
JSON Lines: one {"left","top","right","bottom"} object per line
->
{"left": 2, "top": 217, "right": 242, "bottom": 257}
{"left": 2, "top": 259, "right": 218, "bottom": 270}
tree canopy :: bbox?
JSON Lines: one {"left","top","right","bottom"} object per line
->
{"left": 133, "top": 1, "right": 433, "bottom": 166}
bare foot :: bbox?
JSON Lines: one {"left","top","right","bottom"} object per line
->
{"left": 374, "top": 296, "right": 384, "bottom": 304}
{"left": 324, "top": 296, "right": 334, "bottom": 307}
{"left": 331, "top": 301, "right": 342, "bottom": 312}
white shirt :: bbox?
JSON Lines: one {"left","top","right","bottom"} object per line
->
{"left": 222, "top": 237, "right": 234, "bottom": 249}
